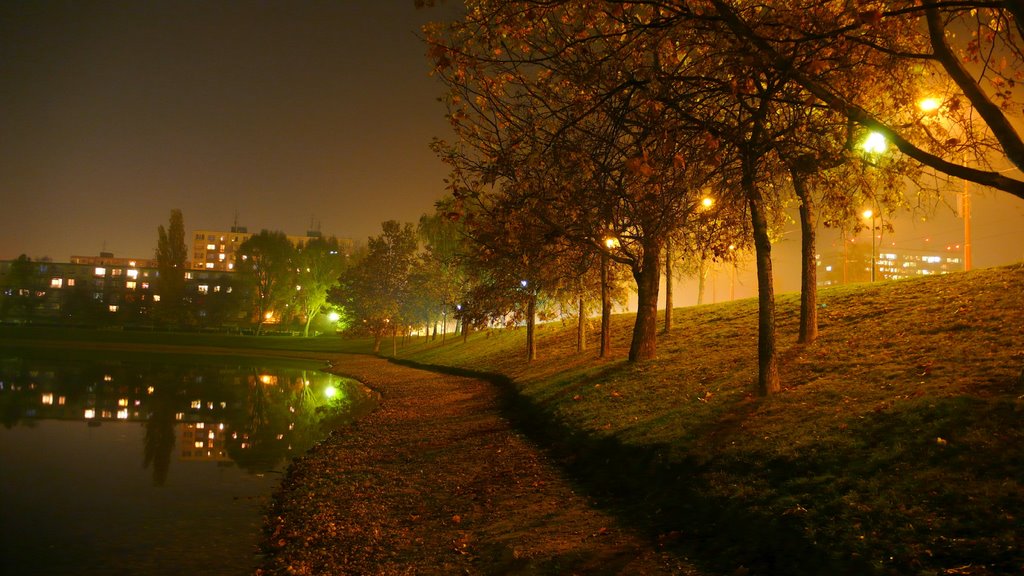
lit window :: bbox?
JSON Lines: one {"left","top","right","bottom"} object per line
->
{"left": 218, "top": 253, "right": 226, "bottom": 261}
{"left": 67, "top": 279, "right": 76, "bottom": 287}
{"left": 153, "top": 294, "right": 161, "bottom": 302}
{"left": 84, "top": 409, "right": 96, "bottom": 419}
{"left": 94, "top": 267, "right": 106, "bottom": 276}
{"left": 197, "top": 285, "right": 209, "bottom": 294}
{"left": 205, "top": 263, "right": 214, "bottom": 269}
{"left": 50, "top": 278, "right": 63, "bottom": 288}
{"left": 207, "top": 243, "right": 216, "bottom": 250}
{"left": 214, "top": 285, "right": 221, "bottom": 293}
{"left": 228, "top": 263, "right": 234, "bottom": 270}
{"left": 141, "top": 282, "right": 149, "bottom": 289}
{"left": 42, "top": 393, "right": 54, "bottom": 405}
{"left": 195, "top": 441, "right": 205, "bottom": 448}
{"left": 127, "top": 269, "right": 139, "bottom": 279}
{"left": 126, "top": 281, "right": 137, "bottom": 290}
{"left": 108, "top": 305, "right": 118, "bottom": 312}
{"left": 112, "top": 269, "right": 122, "bottom": 277}
{"left": 118, "top": 398, "right": 128, "bottom": 407}
{"left": 116, "top": 409, "right": 128, "bottom": 419}
{"left": 128, "top": 260, "right": 136, "bottom": 267}
{"left": 184, "top": 272, "right": 193, "bottom": 280}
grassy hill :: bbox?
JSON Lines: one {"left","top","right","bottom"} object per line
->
{"left": 395, "top": 264, "right": 1024, "bottom": 575}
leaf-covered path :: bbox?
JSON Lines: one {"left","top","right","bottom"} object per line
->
{"left": 257, "top": 355, "right": 700, "bottom": 575}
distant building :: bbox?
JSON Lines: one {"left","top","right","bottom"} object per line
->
{"left": 70, "top": 251, "right": 158, "bottom": 269}
{"left": 0, "top": 257, "right": 243, "bottom": 325}
{"left": 817, "top": 244, "right": 965, "bottom": 286}
{"left": 190, "top": 226, "right": 352, "bottom": 272}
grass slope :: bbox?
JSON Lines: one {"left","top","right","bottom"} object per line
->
{"left": 396, "top": 264, "right": 1024, "bottom": 576}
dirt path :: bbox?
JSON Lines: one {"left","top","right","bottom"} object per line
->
{"left": 257, "top": 355, "right": 701, "bottom": 575}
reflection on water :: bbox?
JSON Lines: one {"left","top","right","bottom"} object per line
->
{"left": 0, "top": 354, "right": 377, "bottom": 576}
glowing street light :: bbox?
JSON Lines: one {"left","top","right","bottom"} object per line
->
{"left": 863, "top": 209, "right": 877, "bottom": 282}
{"left": 701, "top": 196, "right": 714, "bottom": 209}
{"left": 327, "top": 311, "right": 340, "bottom": 323}
{"left": 918, "top": 97, "right": 941, "bottom": 114}
{"left": 918, "top": 95, "right": 970, "bottom": 271}
{"left": 861, "top": 131, "right": 888, "bottom": 155}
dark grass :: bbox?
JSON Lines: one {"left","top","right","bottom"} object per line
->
{"left": 395, "top": 264, "right": 1024, "bottom": 576}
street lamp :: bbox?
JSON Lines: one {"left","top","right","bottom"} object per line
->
{"left": 861, "top": 131, "right": 888, "bottom": 155}
{"left": 918, "top": 97, "right": 970, "bottom": 271}
{"left": 600, "top": 233, "right": 619, "bottom": 358}
{"left": 863, "top": 209, "right": 876, "bottom": 282}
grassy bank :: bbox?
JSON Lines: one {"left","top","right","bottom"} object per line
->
{"left": 391, "top": 264, "right": 1024, "bottom": 576}
{"left": 3, "top": 266, "right": 1021, "bottom": 574}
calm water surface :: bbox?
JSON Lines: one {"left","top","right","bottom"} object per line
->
{"left": 0, "top": 352, "right": 376, "bottom": 576}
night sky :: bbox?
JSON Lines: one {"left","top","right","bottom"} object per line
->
{"left": 1, "top": 1, "right": 462, "bottom": 261}
{"left": 1, "top": 1, "right": 1022, "bottom": 300}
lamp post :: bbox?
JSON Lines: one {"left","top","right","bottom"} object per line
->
{"left": 919, "top": 97, "right": 970, "bottom": 271}
{"left": 600, "top": 235, "right": 619, "bottom": 358}
{"left": 728, "top": 244, "right": 737, "bottom": 300}
{"left": 863, "top": 209, "right": 876, "bottom": 282}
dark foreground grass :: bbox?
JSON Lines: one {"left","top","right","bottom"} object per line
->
{"left": 394, "top": 264, "right": 1024, "bottom": 576}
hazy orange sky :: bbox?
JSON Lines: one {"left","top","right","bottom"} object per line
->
{"left": 1, "top": 1, "right": 462, "bottom": 261}
{"left": 1, "top": 1, "right": 1022, "bottom": 296}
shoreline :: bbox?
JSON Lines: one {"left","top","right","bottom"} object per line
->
{"left": 258, "top": 354, "right": 697, "bottom": 575}
{"left": 2, "top": 339, "right": 692, "bottom": 574}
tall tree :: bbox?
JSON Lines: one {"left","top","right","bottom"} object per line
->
{"left": 338, "top": 221, "right": 419, "bottom": 354}
{"left": 294, "top": 236, "right": 347, "bottom": 337}
{"left": 237, "top": 230, "right": 296, "bottom": 335}
{"left": 155, "top": 209, "right": 188, "bottom": 325}
{"left": 0, "top": 254, "right": 41, "bottom": 319}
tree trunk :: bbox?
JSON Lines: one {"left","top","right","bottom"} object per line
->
{"left": 746, "top": 167, "right": 781, "bottom": 395}
{"left": 628, "top": 236, "right": 663, "bottom": 362}
{"left": 372, "top": 333, "right": 382, "bottom": 354}
{"left": 577, "top": 297, "right": 587, "bottom": 352}
{"left": 303, "top": 315, "right": 313, "bottom": 338}
{"left": 600, "top": 252, "right": 612, "bottom": 358}
{"left": 793, "top": 170, "right": 819, "bottom": 344}
{"left": 441, "top": 306, "right": 448, "bottom": 344}
{"left": 696, "top": 259, "right": 708, "bottom": 305}
{"left": 392, "top": 325, "right": 398, "bottom": 356}
{"left": 663, "top": 237, "right": 673, "bottom": 333}
{"left": 526, "top": 294, "right": 537, "bottom": 361}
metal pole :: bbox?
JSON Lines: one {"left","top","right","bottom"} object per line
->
{"left": 963, "top": 179, "right": 972, "bottom": 271}
{"left": 871, "top": 216, "right": 876, "bottom": 282}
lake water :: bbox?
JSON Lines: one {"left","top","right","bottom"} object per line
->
{"left": 0, "top": 352, "right": 377, "bottom": 576}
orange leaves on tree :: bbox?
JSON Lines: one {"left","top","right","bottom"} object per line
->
{"left": 625, "top": 153, "right": 654, "bottom": 178}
